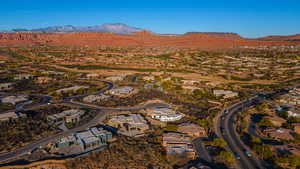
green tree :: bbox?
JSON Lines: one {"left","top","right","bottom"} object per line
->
{"left": 251, "top": 136, "right": 261, "bottom": 144}
{"left": 197, "top": 119, "right": 209, "bottom": 128}
{"left": 258, "top": 118, "right": 273, "bottom": 128}
{"left": 252, "top": 144, "right": 273, "bottom": 159}
{"left": 277, "top": 111, "right": 288, "bottom": 119}
{"left": 218, "top": 151, "right": 235, "bottom": 164}
{"left": 277, "top": 155, "right": 300, "bottom": 168}
{"left": 164, "top": 124, "right": 178, "bottom": 132}
{"left": 208, "top": 138, "right": 227, "bottom": 148}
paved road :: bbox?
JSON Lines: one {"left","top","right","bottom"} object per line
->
{"left": 216, "top": 98, "right": 265, "bottom": 169}
{"left": 0, "top": 80, "right": 170, "bottom": 164}
{"left": 215, "top": 88, "right": 291, "bottom": 169}
{"left": 0, "top": 107, "right": 107, "bottom": 163}
{"left": 192, "top": 137, "right": 212, "bottom": 162}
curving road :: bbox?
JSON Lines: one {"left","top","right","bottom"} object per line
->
{"left": 0, "top": 80, "right": 170, "bottom": 164}
{"left": 215, "top": 88, "right": 291, "bottom": 169}
{"left": 216, "top": 98, "right": 265, "bottom": 169}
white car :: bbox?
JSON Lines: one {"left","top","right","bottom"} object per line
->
{"left": 246, "top": 151, "right": 252, "bottom": 157}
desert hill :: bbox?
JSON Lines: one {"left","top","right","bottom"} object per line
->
{"left": 0, "top": 32, "right": 299, "bottom": 50}
{"left": 259, "top": 34, "right": 300, "bottom": 41}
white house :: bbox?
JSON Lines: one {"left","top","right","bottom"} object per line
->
{"left": 147, "top": 107, "right": 184, "bottom": 122}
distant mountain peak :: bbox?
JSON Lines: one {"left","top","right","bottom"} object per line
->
{"left": 9, "top": 23, "right": 145, "bottom": 34}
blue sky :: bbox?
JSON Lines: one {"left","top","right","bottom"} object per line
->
{"left": 1, "top": 0, "right": 299, "bottom": 37}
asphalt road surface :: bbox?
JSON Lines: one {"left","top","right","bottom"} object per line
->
{"left": 0, "top": 80, "right": 170, "bottom": 164}
{"left": 216, "top": 88, "right": 291, "bottom": 169}
{"left": 216, "top": 98, "right": 265, "bottom": 169}
{"left": 192, "top": 137, "right": 212, "bottom": 162}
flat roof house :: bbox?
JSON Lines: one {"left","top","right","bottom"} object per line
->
{"left": 0, "top": 83, "right": 14, "bottom": 91}
{"left": 83, "top": 94, "right": 110, "bottom": 103}
{"left": 213, "top": 90, "right": 238, "bottom": 99}
{"left": 1, "top": 95, "right": 28, "bottom": 105}
{"left": 146, "top": 107, "right": 184, "bottom": 122}
{"left": 178, "top": 123, "right": 207, "bottom": 138}
{"left": 108, "top": 86, "right": 134, "bottom": 96}
{"left": 105, "top": 75, "right": 125, "bottom": 82}
{"left": 86, "top": 73, "right": 100, "bottom": 79}
{"left": 0, "top": 112, "right": 24, "bottom": 121}
{"left": 56, "top": 135, "right": 78, "bottom": 149}
{"left": 55, "top": 86, "right": 89, "bottom": 94}
{"left": 14, "top": 73, "right": 33, "bottom": 80}
{"left": 75, "top": 130, "right": 102, "bottom": 150}
{"left": 263, "top": 127, "right": 294, "bottom": 140}
{"left": 293, "top": 123, "right": 300, "bottom": 135}
{"left": 55, "top": 127, "right": 113, "bottom": 153}
{"left": 47, "top": 109, "right": 85, "bottom": 124}
{"left": 162, "top": 132, "right": 196, "bottom": 158}
{"left": 107, "top": 114, "right": 149, "bottom": 137}
{"left": 36, "top": 77, "right": 54, "bottom": 84}
{"left": 265, "top": 116, "right": 286, "bottom": 127}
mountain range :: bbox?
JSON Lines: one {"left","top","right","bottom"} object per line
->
{"left": 4, "top": 23, "right": 300, "bottom": 41}
{"left": 9, "top": 23, "right": 145, "bottom": 34}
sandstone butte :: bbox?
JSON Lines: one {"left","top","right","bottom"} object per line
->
{"left": 0, "top": 31, "right": 299, "bottom": 50}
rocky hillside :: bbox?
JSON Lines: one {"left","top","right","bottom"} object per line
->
{"left": 185, "top": 32, "right": 243, "bottom": 40}
{"left": 0, "top": 32, "right": 299, "bottom": 50}
{"left": 259, "top": 34, "right": 300, "bottom": 41}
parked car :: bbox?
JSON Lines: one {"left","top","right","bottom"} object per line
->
{"left": 221, "top": 115, "right": 225, "bottom": 120}
{"left": 234, "top": 153, "right": 241, "bottom": 160}
{"left": 245, "top": 150, "right": 252, "bottom": 157}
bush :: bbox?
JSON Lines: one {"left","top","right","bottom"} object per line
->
{"left": 258, "top": 118, "right": 273, "bottom": 128}
{"left": 252, "top": 144, "right": 273, "bottom": 159}
{"left": 277, "top": 155, "right": 300, "bottom": 168}
{"left": 164, "top": 124, "right": 178, "bottom": 132}
{"left": 277, "top": 111, "right": 288, "bottom": 119}
{"left": 217, "top": 151, "right": 235, "bottom": 164}
{"left": 197, "top": 119, "right": 209, "bottom": 128}
{"left": 206, "top": 138, "right": 227, "bottom": 149}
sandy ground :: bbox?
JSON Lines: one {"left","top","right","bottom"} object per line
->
{"left": 52, "top": 65, "right": 277, "bottom": 85}
{"left": 0, "top": 159, "right": 67, "bottom": 169}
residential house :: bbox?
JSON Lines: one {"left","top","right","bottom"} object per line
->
{"left": 36, "top": 77, "right": 54, "bottom": 84}
{"left": 162, "top": 132, "right": 196, "bottom": 158}
{"left": 213, "top": 90, "right": 238, "bottom": 99}
{"left": 75, "top": 130, "right": 102, "bottom": 150}
{"left": 86, "top": 73, "right": 100, "bottom": 79}
{"left": 293, "top": 123, "right": 300, "bottom": 134}
{"left": 14, "top": 73, "right": 33, "bottom": 80}
{"left": 265, "top": 116, "right": 286, "bottom": 127}
{"left": 105, "top": 75, "right": 125, "bottom": 82}
{"left": 90, "top": 127, "right": 113, "bottom": 143}
{"left": 55, "top": 127, "right": 113, "bottom": 154}
{"left": 47, "top": 109, "right": 85, "bottom": 124}
{"left": 55, "top": 86, "right": 89, "bottom": 94}
{"left": 182, "top": 80, "right": 200, "bottom": 86}
{"left": 279, "top": 88, "right": 300, "bottom": 106}
{"left": 107, "top": 86, "right": 134, "bottom": 96}
{"left": 263, "top": 127, "right": 294, "bottom": 140}
{"left": 287, "top": 110, "right": 300, "bottom": 118}
{"left": 142, "top": 75, "right": 155, "bottom": 81}
{"left": 1, "top": 95, "right": 28, "bottom": 105}
{"left": 0, "top": 83, "right": 14, "bottom": 91}
{"left": 83, "top": 94, "right": 110, "bottom": 103}
{"left": 146, "top": 107, "right": 184, "bottom": 122}
{"left": 55, "top": 135, "right": 78, "bottom": 149}
{"left": 182, "top": 86, "right": 201, "bottom": 93}
{"left": 107, "top": 114, "right": 149, "bottom": 137}
{"left": 178, "top": 123, "right": 207, "bottom": 138}
{"left": 0, "top": 111, "right": 25, "bottom": 121}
